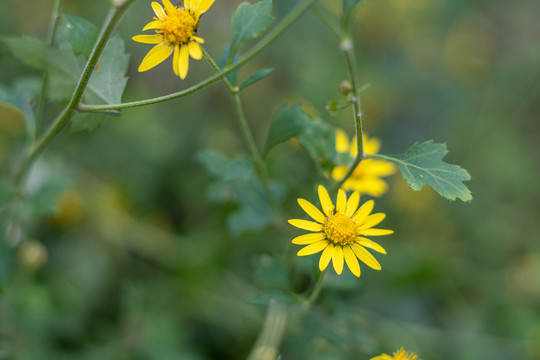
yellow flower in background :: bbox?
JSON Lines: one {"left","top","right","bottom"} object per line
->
{"left": 370, "top": 347, "right": 419, "bottom": 360}
{"left": 332, "top": 129, "right": 396, "bottom": 197}
{"left": 132, "top": 0, "right": 214, "bottom": 79}
{"left": 288, "top": 185, "right": 393, "bottom": 277}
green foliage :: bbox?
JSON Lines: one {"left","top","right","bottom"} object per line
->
{"left": 0, "top": 79, "right": 40, "bottom": 137}
{"left": 253, "top": 254, "right": 291, "bottom": 289}
{"left": 264, "top": 104, "right": 312, "bottom": 155}
{"left": 62, "top": 14, "right": 99, "bottom": 60}
{"left": 1, "top": 35, "right": 47, "bottom": 69}
{"left": 341, "top": 0, "right": 363, "bottom": 28}
{"left": 239, "top": 68, "right": 274, "bottom": 90}
{"left": 230, "top": 0, "right": 274, "bottom": 60}
{"left": 370, "top": 141, "right": 472, "bottom": 201}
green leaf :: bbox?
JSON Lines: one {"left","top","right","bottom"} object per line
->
{"left": 1, "top": 35, "right": 47, "bottom": 69}
{"left": 264, "top": 104, "right": 311, "bottom": 155}
{"left": 70, "top": 112, "right": 117, "bottom": 133}
{"left": 342, "top": 0, "right": 364, "bottom": 26}
{"left": 369, "top": 141, "right": 472, "bottom": 201}
{"left": 239, "top": 68, "right": 273, "bottom": 90}
{"left": 296, "top": 116, "right": 337, "bottom": 169}
{"left": 230, "top": 0, "right": 274, "bottom": 59}
{"left": 0, "top": 78, "right": 40, "bottom": 137}
{"left": 62, "top": 14, "right": 99, "bottom": 59}
{"left": 217, "top": 45, "right": 239, "bottom": 85}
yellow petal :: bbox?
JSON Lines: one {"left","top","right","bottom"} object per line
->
{"left": 336, "top": 189, "right": 346, "bottom": 213}
{"left": 353, "top": 200, "right": 374, "bottom": 223}
{"left": 179, "top": 44, "right": 189, "bottom": 79}
{"left": 132, "top": 34, "right": 162, "bottom": 44}
{"left": 297, "top": 240, "right": 328, "bottom": 256}
{"left": 335, "top": 129, "right": 350, "bottom": 153}
{"left": 356, "top": 237, "right": 386, "bottom": 254}
{"left": 151, "top": 2, "right": 167, "bottom": 20}
{"left": 298, "top": 198, "right": 326, "bottom": 223}
{"left": 331, "top": 246, "right": 344, "bottom": 275}
{"left": 363, "top": 135, "right": 381, "bottom": 154}
{"left": 331, "top": 166, "right": 347, "bottom": 182}
{"left": 172, "top": 45, "right": 179, "bottom": 76}
{"left": 138, "top": 43, "right": 173, "bottom": 72}
{"left": 142, "top": 20, "right": 163, "bottom": 31}
{"left": 352, "top": 245, "right": 381, "bottom": 270}
{"left": 345, "top": 191, "right": 360, "bottom": 217}
{"left": 292, "top": 233, "right": 325, "bottom": 245}
{"left": 197, "top": 0, "right": 215, "bottom": 13}
{"left": 357, "top": 213, "right": 386, "bottom": 230}
{"left": 192, "top": 35, "right": 205, "bottom": 44}
{"left": 161, "top": 0, "right": 176, "bottom": 15}
{"left": 318, "top": 185, "right": 334, "bottom": 217}
{"left": 184, "top": 0, "right": 191, "bottom": 9}
{"left": 188, "top": 41, "right": 202, "bottom": 60}
{"left": 288, "top": 219, "right": 323, "bottom": 232}
{"left": 343, "top": 247, "right": 361, "bottom": 277}
{"left": 369, "top": 355, "right": 393, "bottom": 360}
{"left": 319, "top": 244, "right": 334, "bottom": 271}
{"left": 358, "top": 228, "right": 394, "bottom": 236}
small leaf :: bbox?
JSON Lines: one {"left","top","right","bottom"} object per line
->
{"left": 264, "top": 104, "right": 311, "bottom": 155}
{"left": 1, "top": 35, "right": 47, "bottom": 69}
{"left": 296, "top": 117, "right": 337, "bottom": 169}
{"left": 369, "top": 141, "right": 472, "bottom": 201}
{"left": 62, "top": 14, "right": 99, "bottom": 59}
{"left": 230, "top": 0, "right": 274, "bottom": 59}
{"left": 239, "top": 68, "right": 273, "bottom": 90}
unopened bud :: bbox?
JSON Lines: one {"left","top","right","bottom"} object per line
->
{"left": 338, "top": 80, "right": 353, "bottom": 95}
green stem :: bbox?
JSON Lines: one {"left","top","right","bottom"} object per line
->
{"left": 13, "top": 0, "right": 135, "bottom": 186}
{"left": 78, "top": 0, "right": 318, "bottom": 112}
{"left": 246, "top": 302, "right": 288, "bottom": 360}
{"left": 302, "top": 270, "right": 326, "bottom": 309}
{"left": 34, "top": 0, "right": 64, "bottom": 142}
{"left": 310, "top": 4, "right": 340, "bottom": 39}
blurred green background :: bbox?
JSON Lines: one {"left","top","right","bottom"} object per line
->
{"left": 1, "top": 0, "right": 539, "bottom": 359}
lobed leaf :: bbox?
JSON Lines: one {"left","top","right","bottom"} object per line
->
{"left": 230, "top": 0, "right": 274, "bottom": 59}
{"left": 62, "top": 14, "right": 99, "bottom": 59}
{"left": 369, "top": 140, "right": 472, "bottom": 201}
{"left": 1, "top": 35, "right": 47, "bottom": 69}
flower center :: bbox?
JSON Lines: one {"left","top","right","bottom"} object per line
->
{"left": 159, "top": 9, "right": 196, "bottom": 45}
{"left": 324, "top": 213, "right": 357, "bottom": 246}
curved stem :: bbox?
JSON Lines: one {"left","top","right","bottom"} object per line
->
{"left": 247, "top": 302, "right": 288, "bottom": 360}
{"left": 13, "top": 0, "right": 135, "bottom": 186}
{"left": 302, "top": 270, "right": 326, "bottom": 309}
{"left": 35, "top": 0, "right": 64, "bottom": 142}
{"left": 79, "top": 0, "right": 318, "bottom": 112}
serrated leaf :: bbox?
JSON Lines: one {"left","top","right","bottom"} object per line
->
{"left": 264, "top": 104, "right": 311, "bottom": 155}
{"left": 62, "top": 14, "right": 99, "bottom": 59}
{"left": 239, "top": 68, "right": 273, "bottom": 90}
{"left": 230, "top": 0, "right": 274, "bottom": 59}
{"left": 1, "top": 35, "right": 47, "bottom": 69}
{"left": 369, "top": 141, "right": 472, "bottom": 201}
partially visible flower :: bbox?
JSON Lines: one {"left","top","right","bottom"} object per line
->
{"left": 331, "top": 129, "right": 396, "bottom": 197}
{"left": 132, "top": 0, "right": 214, "bottom": 79}
{"left": 288, "top": 185, "right": 393, "bottom": 277}
{"left": 370, "top": 347, "right": 419, "bottom": 360}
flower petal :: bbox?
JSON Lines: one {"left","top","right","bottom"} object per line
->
{"left": 132, "top": 34, "right": 162, "bottom": 44}
{"left": 179, "top": 44, "right": 189, "bottom": 79}
{"left": 358, "top": 228, "right": 394, "bottom": 236}
{"left": 161, "top": 0, "right": 177, "bottom": 15}
{"left": 335, "top": 129, "right": 350, "bottom": 153}
{"left": 343, "top": 246, "right": 361, "bottom": 277}
{"left": 151, "top": 2, "right": 167, "bottom": 20}
{"left": 192, "top": 35, "right": 205, "bottom": 44}
{"left": 142, "top": 20, "right": 163, "bottom": 31}
{"left": 369, "top": 355, "right": 393, "bottom": 360}
{"left": 356, "top": 237, "right": 386, "bottom": 254}
{"left": 297, "top": 240, "right": 328, "bottom": 256}
{"left": 188, "top": 41, "right": 202, "bottom": 60}
{"left": 197, "top": 0, "right": 215, "bottom": 13}
{"left": 331, "top": 246, "right": 344, "bottom": 275}
{"left": 352, "top": 245, "right": 381, "bottom": 270}
{"left": 353, "top": 200, "right": 374, "bottom": 223}
{"left": 336, "top": 189, "right": 347, "bottom": 213}
{"left": 288, "top": 219, "right": 323, "bottom": 232}
{"left": 298, "top": 198, "right": 326, "bottom": 223}
{"left": 318, "top": 185, "right": 334, "bottom": 217}
{"left": 172, "top": 44, "right": 179, "bottom": 76}
{"left": 357, "top": 213, "right": 386, "bottom": 230}
{"left": 319, "top": 244, "right": 334, "bottom": 271}
{"left": 292, "top": 233, "right": 325, "bottom": 245}
{"left": 345, "top": 191, "right": 360, "bottom": 217}
{"left": 138, "top": 43, "right": 173, "bottom": 72}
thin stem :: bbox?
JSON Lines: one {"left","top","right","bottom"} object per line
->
{"left": 246, "top": 302, "right": 288, "bottom": 360}
{"left": 201, "top": 47, "right": 235, "bottom": 93}
{"left": 79, "top": 0, "right": 318, "bottom": 112}
{"left": 34, "top": 0, "right": 64, "bottom": 142}
{"left": 310, "top": 4, "right": 340, "bottom": 39}
{"left": 13, "top": 0, "right": 135, "bottom": 186}
{"left": 302, "top": 270, "right": 326, "bottom": 309}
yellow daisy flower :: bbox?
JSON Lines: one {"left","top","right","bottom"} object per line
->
{"left": 288, "top": 185, "right": 393, "bottom": 277}
{"left": 132, "top": 0, "right": 214, "bottom": 79}
{"left": 331, "top": 129, "right": 396, "bottom": 197}
{"left": 370, "top": 347, "right": 419, "bottom": 360}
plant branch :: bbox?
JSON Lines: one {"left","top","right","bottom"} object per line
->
{"left": 246, "top": 302, "right": 288, "bottom": 360}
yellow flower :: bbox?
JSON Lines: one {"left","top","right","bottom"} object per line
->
{"left": 370, "top": 347, "right": 419, "bottom": 360}
{"left": 331, "top": 129, "right": 396, "bottom": 197}
{"left": 288, "top": 185, "right": 393, "bottom": 277}
{"left": 132, "top": 0, "right": 214, "bottom": 79}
